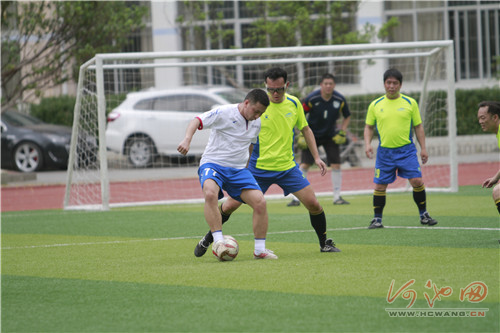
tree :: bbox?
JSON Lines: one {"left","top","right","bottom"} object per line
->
{"left": 241, "top": 1, "right": 368, "bottom": 47}
{"left": 1, "top": 1, "right": 148, "bottom": 109}
{"left": 177, "top": 1, "right": 398, "bottom": 49}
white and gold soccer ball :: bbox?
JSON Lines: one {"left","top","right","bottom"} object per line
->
{"left": 212, "top": 235, "right": 239, "bottom": 261}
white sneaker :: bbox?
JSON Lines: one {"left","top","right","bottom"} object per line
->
{"left": 254, "top": 249, "right": 278, "bottom": 260}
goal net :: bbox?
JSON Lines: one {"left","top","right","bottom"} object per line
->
{"left": 64, "top": 41, "right": 457, "bottom": 210}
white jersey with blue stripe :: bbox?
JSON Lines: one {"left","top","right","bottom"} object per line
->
{"left": 197, "top": 104, "right": 261, "bottom": 169}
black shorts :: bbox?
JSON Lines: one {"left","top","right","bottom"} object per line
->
{"left": 301, "top": 137, "right": 340, "bottom": 165}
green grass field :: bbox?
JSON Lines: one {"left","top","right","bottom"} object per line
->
{"left": 2, "top": 185, "right": 499, "bottom": 332}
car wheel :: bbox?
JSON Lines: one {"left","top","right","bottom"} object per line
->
{"left": 13, "top": 141, "right": 44, "bottom": 172}
{"left": 125, "top": 135, "right": 156, "bottom": 168}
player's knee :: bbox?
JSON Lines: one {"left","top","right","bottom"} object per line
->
{"left": 223, "top": 198, "right": 242, "bottom": 214}
{"left": 492, "top": 184, "right": 500, "bottom": 200}
{"left": 253, "top": 198, "right": 267, "bottom": 215}
{"left": 374, "top": 184, "right": 388, "bottom": 192}
{"left": 203, "top": 189, "right": 219, "bottom": 203}
{"left": 409, "top": 178, "right": 424, "bottom": 188}
{"left": 305, "top": 200, "right": 322, "bottom": 214}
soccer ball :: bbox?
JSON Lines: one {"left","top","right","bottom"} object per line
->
{"left": 212, "top": 235, "right": 239, "bottom": 261}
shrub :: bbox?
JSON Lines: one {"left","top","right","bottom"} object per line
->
{"left": 30, "top": 96, "right": 76, "bottom": 127}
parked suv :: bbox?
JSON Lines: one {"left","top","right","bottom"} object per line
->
{"left": 106, "top": 86, "right": 247, "bottom": 167}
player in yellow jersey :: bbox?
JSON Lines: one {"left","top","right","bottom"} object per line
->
{"left": 194, "top": 67, "right": 342, "bottom": 255}
{"left": 364, "top": 68, "right": 438, "bottom": 229}
{"left": 477, "top": 101, "right": 500, "bottom": 214}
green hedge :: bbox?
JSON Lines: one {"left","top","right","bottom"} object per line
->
{"left": 29, "top": 94, "right": 127, "bottom": 128}
{"left": 31, "top": 87, "right": 499, "bottom": 135}
{"left": 455, "top": 87, "right": 500, "bottom": 135}
{"left": 30, "top": 96, "right": 76, "bottom": 127}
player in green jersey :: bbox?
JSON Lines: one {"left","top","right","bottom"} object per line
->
{"left": 364, "top": 68, "right": 438, "bottom": 229}
{"left": 477, "top": 100, "right": 500, "bottom": 214}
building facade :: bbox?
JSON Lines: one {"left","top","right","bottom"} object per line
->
{"left": 147, "top": 0, "right": 499, "bottom": 92}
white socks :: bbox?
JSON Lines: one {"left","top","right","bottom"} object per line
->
{"left": 332, "top": 169, "right": 342, "bottom": 200}
{"left": 212, "top": 230, "right": 223, "bottom": 243}
{"left": 254, "top": 238, "right": 266, "bottom": 253}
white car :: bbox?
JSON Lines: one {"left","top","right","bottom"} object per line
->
{"left": 105, "top": 86, "right": 247, "bottom": 167}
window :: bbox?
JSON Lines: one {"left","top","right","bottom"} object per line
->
{"left": 153, "top": 96, "right": 187, "bottom": 111}
{"left": 134, "top": 99, "right": 153, "bottom": 110}
{"left": 177, "top": 0, "right": 360, "bottom": 86}
{"left": 185, "top": 95, "right": 218, "bottom": 112}
{"left": 148, "top": 95, "right": 216, "bottom": 113}
{"left": 385, "top": 0, "right": 500, "bottom": 81}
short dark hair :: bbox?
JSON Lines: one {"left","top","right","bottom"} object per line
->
{"left": 264, "top": 67, "right": 287, "bottom": 82}
{"left": 320, "top": 73, "right": 336, "bottom": 83}
{"left": 383, "top": 68, "right": 403, "bottom": 84}
{"left": 478, "top": 101, "right": 500, "bottom": 118}
{"left": 245, "top": 88, "right": 270, "bottom": 107}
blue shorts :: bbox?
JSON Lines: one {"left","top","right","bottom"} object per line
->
{"left": 198, "top": 163, "right": 262, "bottom": 203}
{"left": 374, "top": 144, "right": 422, "bottom": 184}
{"left": 250, "top": 163, "right": 310, "bottom": 196}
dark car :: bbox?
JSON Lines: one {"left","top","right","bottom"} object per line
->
{"left": 1, "top": 110, "right": 97, "bottom": 172}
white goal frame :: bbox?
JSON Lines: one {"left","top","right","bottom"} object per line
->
{"left": 64, "top": 40, "right": 457, "bottom": 210}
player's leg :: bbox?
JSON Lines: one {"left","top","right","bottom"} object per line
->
{"left": 408, "top": 177, "right": 438, "bottom": 225}
{"left": 195, "top": 196, "right": 244, "bottom": 257}
{"left": 369, "top": 147, "right": 395, "bottom": 229}
{"left": 331, "top": 164, "right": 343, "bottom": 203}
{"left": 397, "top": 145, "right": 438, "bottom": 226}
{"left": 221, "top": 196, "right": 243, "bottom": 215}
{"left": 200, "top": 178, "right": 228, "bottom": 257}
{"left": 493, "top": 184, "right": 500, "bottom": 214}
{"left": 287, "top": 149, "right": 313, "bottom": 207}
{"left": 240, "top": 189, "right": 277, "bottom": 259}
{"left": 202, "top": 179, "right": 224, "bottom": 233}
{"left": 369, "top": 183, "right": 388, "bottom": 229}
{"left": 195, "top": 203, "right": 232, "bottom": 257}
{"left": 293, "top": 184, "right": 341, "bottom": 253}
{"left": 194, "top": 164, "right": 227, "bottom": 257}
{"left": 324, "top": 140, "right": 349, "bottom": 205}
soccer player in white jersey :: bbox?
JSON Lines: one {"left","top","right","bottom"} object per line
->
{"left": 177, "top": 89, "right": 278, "bottom": 260}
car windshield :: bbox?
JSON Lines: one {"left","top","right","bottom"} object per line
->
{"left": 216, "top": 90, "right": 248, "bottom": 104}
{"left": 1, "top": 111, "right": 44, "bottom": 127}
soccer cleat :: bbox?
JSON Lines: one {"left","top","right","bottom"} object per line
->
{"left": 321, "top": 238, "right": 341, "bottom": 252}
{"left": 194, "top": 236, "right": 210, "bottom": 257}
{"left": 368, "top": 218, "right": 384, "bottom": 229}
{"left": 420, "top": 212, "right": 438, "bottom": 226}
{"left": 287, "top": 199, "right": 300, "bottom": 207}
{"left": 254, "top": 249, "right": 278, "bottom": 259}
{"left": 333, "top": 197, "right": 350, "bottom": 205}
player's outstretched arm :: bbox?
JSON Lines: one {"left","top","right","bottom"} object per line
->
{"left": 177, "top": 118, "right": 201, "bottom": 155}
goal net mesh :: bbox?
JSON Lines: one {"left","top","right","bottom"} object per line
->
{"left": 64, "top": 42, "right": 456, "bottom": 210}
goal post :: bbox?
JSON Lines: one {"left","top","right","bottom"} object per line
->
{"left": 64, "top": 40, "right": 457, "bottom": 210}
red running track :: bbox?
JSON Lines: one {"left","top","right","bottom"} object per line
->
{"left": 2, "top": 162, "right": 498, "bottom": 212}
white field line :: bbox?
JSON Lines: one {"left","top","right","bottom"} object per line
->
{"left": 2, "top": 226, "right": 499, "bottom": 250}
